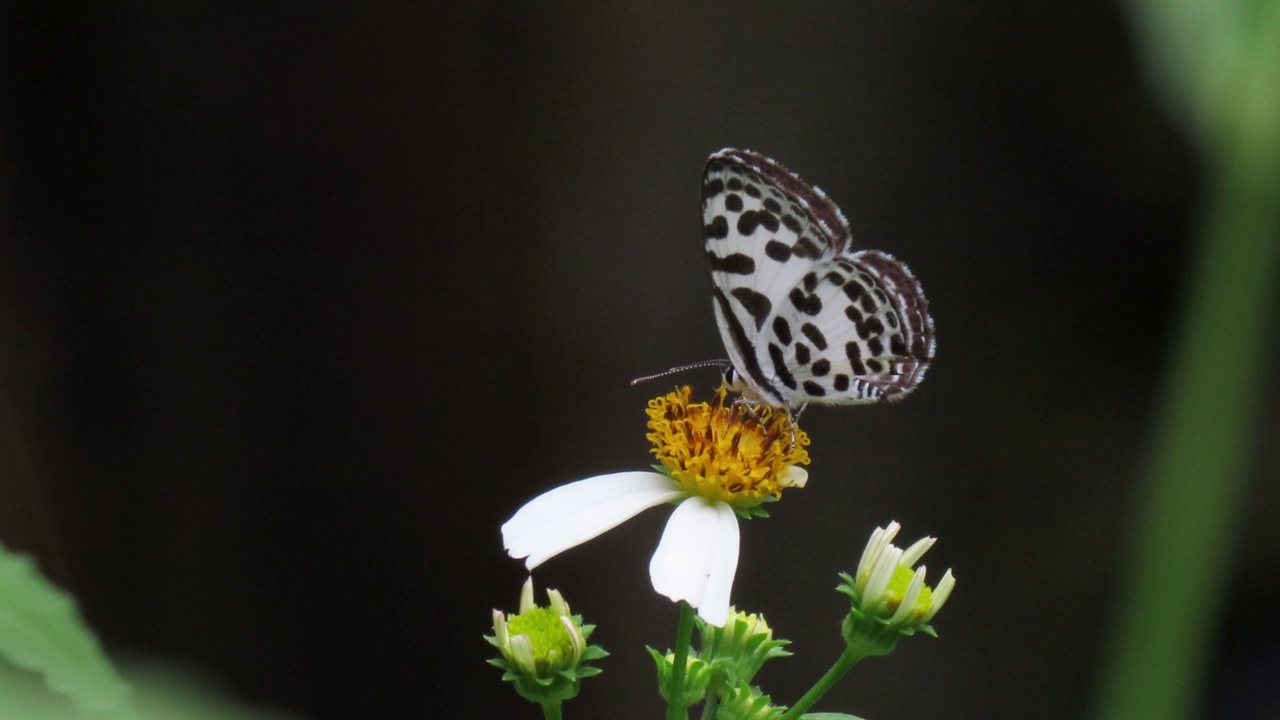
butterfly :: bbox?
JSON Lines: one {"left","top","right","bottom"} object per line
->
{"left": 702, "top": 148, "right": 935, "bottom": 410}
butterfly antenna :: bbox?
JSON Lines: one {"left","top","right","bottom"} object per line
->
{"left": 630, "top": 359, "right": 731, "bottom": 386}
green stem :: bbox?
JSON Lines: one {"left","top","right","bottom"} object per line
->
{"left": 541, "top": 700, "right": 563, "bottom": 720}
{"left": 779, "top": 647, "right": 862, "bottom": 720}
{"left": 667, "top": 601, "right": 696, "bottom": 720}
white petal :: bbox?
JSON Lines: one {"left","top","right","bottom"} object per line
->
{"left": 778, "top": 465, "right": 808, "bottom": 488}
{"left": 509, "top": 634, "right": 536, "bottom": 674}
{"left": 649, "top": 498, "right": 740, "bottom": 627}
{"left": 492, "top": 610, "right": 509, "bottom": 648}
{"left": 518, "top": 576, "right": 535, "bottom": 613}
{"left": 923, "top": 569, "right": 956, "bottom": 622}
{"left": 891, "top": 566, "right": 927, "bottom": 624}
{"left": 862, "top": 545, "right": 903, "bottom": 613}
{"left": 856, "top": 521, "right": 900, "bottom": 578}
{"left": 547, "top": 588, "right": 570, "bottom": 617}
{"left": 560, "top": 615, "right": 585, "bottom": 662}
{"left": 503, "top": 471, "right": 683, "bottom": 569}
{"left": 899, "top": 536, "right": 936, "bottom": 568}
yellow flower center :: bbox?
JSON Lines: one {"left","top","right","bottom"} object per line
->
{"left": 646, "top": 386, "right": 810, "bottom": 507}
{"left": 858, "top": 565, "right": 937, "bottom": 621}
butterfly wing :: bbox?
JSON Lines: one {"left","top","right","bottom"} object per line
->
{"left": 702, "top": 149, "right": 852, "bottom": 405}
{"left": 702, "top": 149, "right": 935, "bottom": 407}
{"left": 768, "top": 250, "right": 935, "bottom": 404}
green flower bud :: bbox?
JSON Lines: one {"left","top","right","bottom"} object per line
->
{"left": 698, "top": 609, "right": 791, "bottom": 686}
{"left": 715, "top": 682, "right": 785, "bottom": 720}
{"left": 486, "top": 578, "right": 606, "bottom": 705}
{"left": 648, "top": 647, "right": 712, "bottom": 706}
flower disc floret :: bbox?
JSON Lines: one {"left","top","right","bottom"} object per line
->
{"left": 505, "top": 607, "right": 580, "bottom": 675}
{"left": 646, "top": 386, "right": 810, "bottom": 507}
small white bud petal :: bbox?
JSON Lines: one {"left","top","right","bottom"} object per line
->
{"left": 559, "top": 615, "right": 584, "bottom": 662}
{"left": 547, "top": 588, "right": 570, "bottom": 617}
{"left": 862, "top": 545, "right": 903, "bottom": 613}
{"left": 509, "top": 634, "right": 536, "bottom": 675}
{"left": 924, "top": 569, "right": 956, "bottom": 621}
{"left": 518, "top": 576, "right": 535, "bottom": 614}
{"left": 857, "top": 522, "right": 900, "bottom": 578}
{"left": 492, "top": 610, "right": 509, "bottom": 648}
{"left": 900, "top": 536, "right": 936, "bottom": 568}
{"left": 891, "top": 566, "right": 927, "bottom": 624}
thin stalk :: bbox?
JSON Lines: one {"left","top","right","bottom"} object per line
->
{"left": 667, "top": 601, "right": 696, "bottom": 720}
{"left": 699, "top": 680, "right": 721, "bottom": 720}
{"left": 778, "top": 647, "right": 862, "bottom": 720}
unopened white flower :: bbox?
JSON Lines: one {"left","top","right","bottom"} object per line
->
{"left": 851, "top": 521, "right": 954, "bottom": 625}
{"left": 838, "top": 521, "right": 955, "bottom": 654}
{"left": 503, "top": 386, "right": 809, "bottom": 626}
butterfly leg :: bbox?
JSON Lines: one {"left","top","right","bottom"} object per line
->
{"left": 785, "top": 403, "right": 808, "bottom": 451}
{"left": 730, "top": 396, "right": 764, "bottom": 424}
{"left": 789, "top": 403, "right": 809, "bottom": 425}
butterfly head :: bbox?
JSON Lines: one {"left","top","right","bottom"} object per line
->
{"left": 721, "top": 364, "right": 759, "bottom": 401}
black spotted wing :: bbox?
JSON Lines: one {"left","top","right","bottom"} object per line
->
{"left": 701, "top": 148, "right": 935, "bottom": 407}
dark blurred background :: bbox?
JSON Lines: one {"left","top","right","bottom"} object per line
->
{"left": 1, "top": 3, "right": 1276, "bottom": 719}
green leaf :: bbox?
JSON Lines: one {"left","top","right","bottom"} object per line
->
{"left": 0, "top": 543, "right": 135, "bottom": 717}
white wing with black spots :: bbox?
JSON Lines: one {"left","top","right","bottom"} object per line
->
{"left": 701, "top": 148, "right": 935, "bottom": 408}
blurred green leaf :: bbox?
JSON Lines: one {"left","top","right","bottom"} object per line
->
{"left": 0, "top": 543, "right": 135, "bottom": 718}
{"left": 1127, "top": 0, "right": 1280, "bottom": 164}
{"left": 0, "top": 660, "right": 301, "bottom": 720}
{"left": 1098, "top": 2, "right": 1280, "bottom": 720}
{"left": 126, "top": 662, "right": 301, "bottom": 720}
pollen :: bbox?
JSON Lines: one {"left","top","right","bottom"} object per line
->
{"left": 646, "top": 386, "right": 810, "bottom": 507}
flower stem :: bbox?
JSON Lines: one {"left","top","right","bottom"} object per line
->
{"left": 667, "top": 601, "right": 696, "bottom": 720}
{"left": 699, "top": 680, "right": 722, "bottom": 720}
{"left": 778, "top": 647, "right": 862, "bottom": 720}
{"left": 541, "top": 700, "right": 563, "bottom": 720}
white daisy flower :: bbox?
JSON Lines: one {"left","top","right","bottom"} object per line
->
{"left": 503, "top": 387, "right": 809, "bottom": 626}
